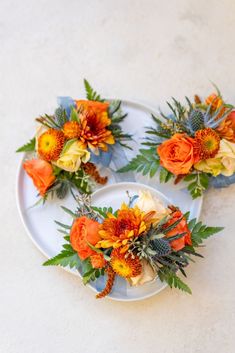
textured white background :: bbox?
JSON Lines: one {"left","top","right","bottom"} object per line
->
{"left": 1, "top": 0, "right": 235, "bottom": 352}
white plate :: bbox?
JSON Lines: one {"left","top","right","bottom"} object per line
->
{"left": 16, "top": 100, "right": 202, "bottom": 301}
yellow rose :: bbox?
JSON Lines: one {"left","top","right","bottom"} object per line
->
{"left": 194, "top": 158, "right": 224, "bottom": 176}
{"left": 194, "top": 139, "right": 235, "bottom": 176}
{"left": 54, "top": 140, "right": 90, "bottom": 172}
{"left": 135, "top": 190, "right": 169, "bottom": 222}
{"left": 216, "top": 139, "right": 235, "bottom": 176}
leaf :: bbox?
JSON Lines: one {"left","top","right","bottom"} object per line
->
{"left": 199, "top": 173, "right": 209, "bottom": 189}
{"left": 43, "top": 250, "right": 81, "bottom": 270}
{"left": 61, "top": 139, "right": 78, "bottom": 154}
{"left": 70, "top": 107, "right": 80, "bottom": 122}
{"left": 118, "top": 148, "right": 160, "bottom": 178}
{"left": 184, "top": 174, "right": 197, "bottom": 182}
{"left": 109, "top": 100, "right": 122, "bottom": 116}
{"left": 61, "top": 206, "right": 77, "bottom": 219}
{"left": 162, "top": 215, "right": 184, "bottom": 234}
{"left": 56, "top": 181, "right": 69, "bottom": 199}
{"left": 84, "top": 79, "right": 103, "bottom": 102}
{"left": 55, "top": 107, "right": 68, "bottom": 126}
{"left": 54, "top": 220, "right": 71, "bottom": 229}
{"left": 191, "top": 222, "right": 224, "bottom": 246}
{"left": 158, "top": 267, "right": 192, "bottom": 294}
{"left": 186, "top": 173, "right": 209, "bottom": 199}
{"left": 92, "top": 206, "right": 113, "bottom": 218}
{"left": 16, "top": 137, "right": 36, "bottom": 153}
{"left": 159, "top": 167, "right": 170, "bottom": 183}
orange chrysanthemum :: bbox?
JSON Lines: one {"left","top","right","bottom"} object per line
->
{"left": 38, "top": 129, "right": 65, "bottom": 161}
{"left": 96, "top": 203, "right": 155, "bottom": 252}
{"left": 205, "top": 93, "right": 223, "bottom": 111}
{"left": 75, "top": 100, "right": 115, "bottom": 154}
{"left": 63, "top": 121, "right": 81, "bottom": 139}
{"left": 195, "top": 128, "right": 220, "bottom": 159}
{"left": 216, "top": 111, "right": 235, "bottom": 143}
{"left": 110, "top": 248, "right": 142, "bottom": 278}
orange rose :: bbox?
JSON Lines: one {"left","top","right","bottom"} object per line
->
{"left": 90, "top": 253, "right": 106, "bottom": 269}
{"left": 205, "top": 93, "right": 223, "bottom": 110}
{"left": 157, "top": 133, "right": 200, "bottom": 175}
{"left": 164, "top": 210, "right": 192, "bottom": 251}
{"left": 23, "top": 159, "right": 56, "bottom": 196}
{"left": 217, "top": 111, "right": 235, "bottom": 143}
{"left": 70, "top": 216, "right": 100, "bottom": 260}
{"left": 76, "top": 100, "right": 109, "bottom": 114}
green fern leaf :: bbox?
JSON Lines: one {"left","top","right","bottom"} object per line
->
{"left": 191, "top": 221, "right": 223, "bottom": 246}
{"left": 43, "top": 250, "right": 81, "bottom": 270}
{"left": 84, "top": 79, "right": 103, "bottom": 102}
{"left": 118, "top": 148, "right": 160, "bottom": 177}
{"left": 16, "top": 137, "right": 36, "bottom": 153}
{"left": 158, "top": 267, "right": 192, "bottom": 294}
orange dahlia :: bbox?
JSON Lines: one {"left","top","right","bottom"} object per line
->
{"left": 110, "top": 248, "right": 142, "bottom": 278}
{"left": 63, "top": 121, "right": 81, "bottom": 139}
{"left": 96, "top": 203, "right": 155, "bottom": 252}
{"left": 38, "top": 129, "right": 65, "bottom": 162}
{"left": 195, "top": 128, "right": 220, "bottom": 159}
{"left": 75, "top": 100, "right": 115, "bottom": 153}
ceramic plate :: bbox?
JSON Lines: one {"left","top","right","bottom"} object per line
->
{"left": 16, "top": 100, "right": 202, "bottom": 301}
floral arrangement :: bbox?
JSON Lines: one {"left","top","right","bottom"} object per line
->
{"left": 119, "top": 88, "right": 235, "bottom": 198}
{"left": 17, "top": 80, "right": 131, "bottom": 201}
{"left": 43, "top": 190, "right": 222, "bottom": 298}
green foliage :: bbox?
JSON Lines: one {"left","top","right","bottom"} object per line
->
{"left": 70, "top": 107, "right": 80, "bottom": 122}
{"left": 108, "top": 100, "right": 132, "bottom": 149}
{"left": 83, "top": 266, "right": 105, "bottom": 284}
{"left": 56, "top": 181, "right": 69, "bottom": 199}
{"left": 84, "top": 79, "right": 104, "bottom": 102}
{"left": 92, "top": 206, "right": 114, "bottom": 219}
{"left": 36, "top": 114, "right": 61, "bottom": 129}
{"left": 118, "top": 148, "right": 160, "bottom": 177}
{"left": 60, "top": 206, "right": 77, "bottom": 219}
{"left": 16, "top": 137, "right": 36, "bottom": 153}
{"left": 43, "top": 249, "right": 81, "bottom": 270}
{"left": 61, "top": 139, "right": 77, "bottom": 154}
{"left": 184, "top": 172, "right": 209, "bottom": 199}
{"left": 54, "top": 107, "right": 68, "bottom": 126}
{"left": 44, "top": 167, "right": 91, "bottom": 200}
{"left": 43, "top": 226, "right": 105, "bottom": 283}
{"left": 159, "top": 167, "right": 173, "bottom": 183}
{"left": 189, "top": 220, "right": 223, "bottom": 247}
{"left": 158, "top": 267, "right": 192, "bottom": 294}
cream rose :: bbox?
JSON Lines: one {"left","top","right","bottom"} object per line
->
{"left": 135, "top": 190, "right": 169, "bottom": 222}
{"left": 54, "top": 140, "right": 90, "bottom": 172}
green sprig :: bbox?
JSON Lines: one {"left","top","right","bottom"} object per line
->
{"left": 16, "top": 137, "right": 36, "bottom": 153}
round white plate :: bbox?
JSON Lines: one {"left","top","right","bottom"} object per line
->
{"left": 16, "top": 100, "right": 202, "bottom": 301}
